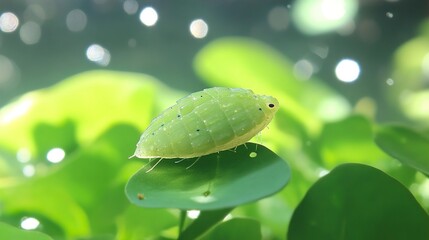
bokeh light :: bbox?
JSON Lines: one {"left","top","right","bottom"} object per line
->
{"left": 322, "top": 0, "right": 346, "bottom": 20}
{"left": 311, "top": 46, "right": 329, "bottom": 59}
{"left": 292, "top": 0, "right": 358, "bottom": 35}
{"left": 66, "top": 9, "right": 87, "bottom": 32}
{"left": 46, "top": 148, "right": 66, "bottom": 163}
{"left": 21, "top": 217, "right": 40, "bottom": 230}
{"left": 401, "top": 90, "right": 429, "bottom": 121}
{"left": 139, "top": 7, "right": 158, "bottom": 27}
{"left": 23, "top": 4, "right": 47, "bottom": 24}
{"left": 267, "top": 6, "right": 289, "bottom": 31}
{"left": 22, "top": 164, "right": 35, "bottom": 177}
{"left": 0, "top": 55, "right": 20, "bottom": 87}
{"left": 293, "top": 59, "right": 314, "bottom": 80}
{"left": 19, "top": 21, "right": 42, "bottom": 45}
{"left": 317, "top": 96, "right": 351, "bottom": 121}
{"left": 123, "top": 0, "right": 139, "bottom": 15}
{"left": 0, "top": 12, "right": 19, "bottom": 33}
{"left": 17, "top": 148, "right": 31, "bottom": 163}
{"left": 335, "top": 59, "right": 360, "bottom": 82}
{"left": 128, "top": 38, "right": 137, "bottom": 48}
{"left": 86, "top": 44, "right": 111, "bottom": 66}
{"left": 189, "top": 19, "right": 208, "bottom": 39}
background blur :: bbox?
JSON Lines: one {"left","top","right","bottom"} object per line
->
{"left": 0, "top": 0, "right": 427, "bottom": 121}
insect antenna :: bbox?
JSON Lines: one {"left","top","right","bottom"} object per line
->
{"left": 186, "top": 157, "right": 201, "bottom": 169}
{"left": 146, "top": 158, "right": 164, "bottom": 173}
{"left": 128, "top": 153, "right": 136, "bottom": 159}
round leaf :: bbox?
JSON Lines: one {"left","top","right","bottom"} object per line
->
{"left": 375, "top": 125, "right": 429, "bottom": 175}
{"left": 125, "top": 143, "right": 290, "bottom": 210}
{"left": 288, "top": 163, "right": 429, "bottom": 240}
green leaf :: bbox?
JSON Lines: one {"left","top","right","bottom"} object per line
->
{"left": 375, "top": 125, "right": 429, "bottom": 175}
{"left": 125, "top": 143, "right": 290, "bottom": 210}
{"left": 0, "top": 222, "right": 53, "bottom": 240}
{"left": 179, "top": 208, "right": 233, "bottom": 240}
{"left": 319, "top": 115, "right": 387, "bottom": 168}
{"left": 200, "top": 218, "right": 262, "bottom": 240}
{"left": 0, "top": 70, "right": 183, "bottom": 161}
{"left": 288, "top": 163, "right": 429, "bottom": 240}
{"left": 116, "top": 206, "right": 177, "bottom": 240}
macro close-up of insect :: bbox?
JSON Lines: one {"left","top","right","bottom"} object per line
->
{"left": 1, "top": 1, "right": 426, "bottom": 239}
{"left": 131, "top": 87, "right": 279, "bottom": 166}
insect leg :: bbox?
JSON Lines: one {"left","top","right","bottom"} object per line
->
{"left": 146, "top": 158, "right": 164, "bottom": 173}
{"left": 186, "top": 157, "right": 201, "bottom": 169}
{"left": 256, "top": 131, "right": 263, "bottom": 145}
{"left": 204, "top": 154, "right": 220, "bottom": 195}
{"left": 227, "top": 145, "right": 238, "bottom": 153}
{"left": 174, "top": 158, "right": 186, "bottom": 164}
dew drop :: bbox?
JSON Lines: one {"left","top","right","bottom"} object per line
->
{"left": 20, "top": 217, "right": 40, "bottom": 230}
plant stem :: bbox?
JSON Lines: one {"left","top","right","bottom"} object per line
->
{"left": 178, "top": 209, "right": 187, "bottom": 235}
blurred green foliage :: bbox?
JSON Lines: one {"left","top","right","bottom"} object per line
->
{"left": 1, "top": 32, "right": 429, "bottom": 239}
{"left": 0, "top": 222, "right": 53, "bottom": 240}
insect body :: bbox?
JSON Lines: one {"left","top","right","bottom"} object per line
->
{"left": 133, "top": 87, "right": 279, "bottom": 159}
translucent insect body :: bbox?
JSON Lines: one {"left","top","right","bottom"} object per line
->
{"left": 132, "top": 87, "right": 279, "bottom": 160}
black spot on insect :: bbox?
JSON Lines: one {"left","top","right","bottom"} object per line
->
{"left": 161, "top": 124, "right": 164, "bottom": 127}
{"left": 196, "top": 129, "right": 200, "bottom": 132}
{"left": 151, "top": 132, "right": 155, "bottom": 135}
{"left": 177, "top": 114, "right": 181, "bottom": 118}
{"left": 200, "top": 95, "right": 203, "bottom": 97}
{"left": 258, "top": 108, "right": 262, "bottom": 111}
{"left": 268, "top": 103, "right": 275, "bottom": 108}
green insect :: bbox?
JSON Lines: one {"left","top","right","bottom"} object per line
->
{"left": 131, "top": 87, "right": 279, "bottom": 168}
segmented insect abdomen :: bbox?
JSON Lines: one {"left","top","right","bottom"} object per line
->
{"left": 134, "top": 87, "right": 275, "bottom": 158}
